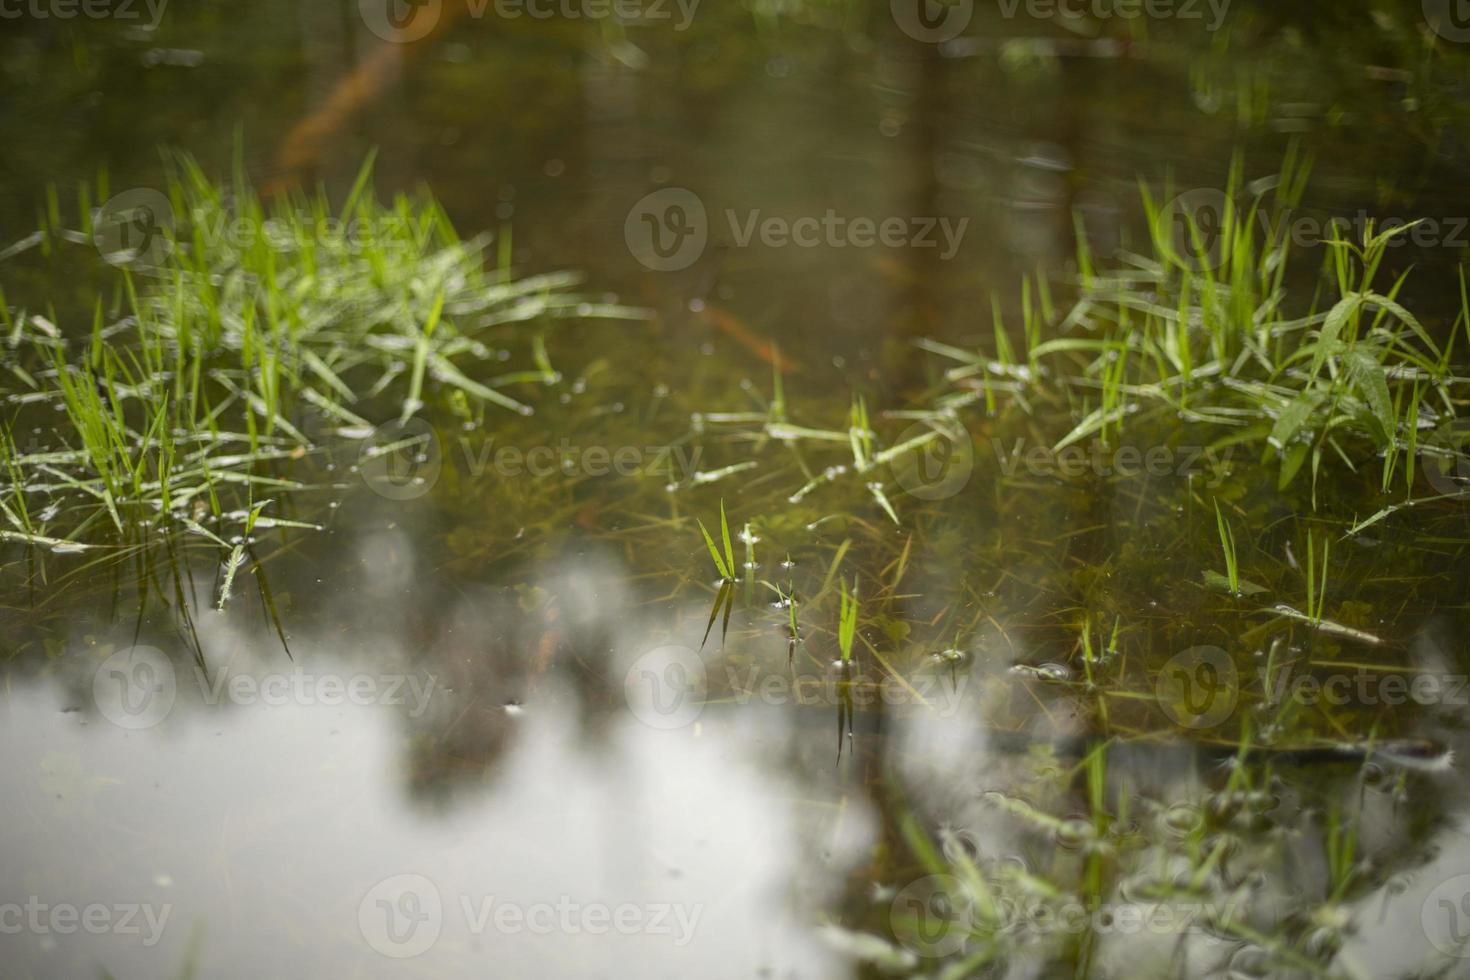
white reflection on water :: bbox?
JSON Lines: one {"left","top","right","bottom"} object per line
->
{"left": 0, "top": 549, "right": 873, "bottom": 979}
{"left": 886, "top": 614, "right": 1467, "bottom": 980}
{"left": 0, "top": 689, "right": 868, "bottom": 978}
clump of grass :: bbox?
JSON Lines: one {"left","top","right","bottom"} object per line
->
{"left": 759, "top": 383, "right": 950, "bottom": 523}
{"left": 917, "top": 149, "right": 1469, "bottom": 511}
{"left": 145, "top": 151, "right": 642, "bottom": 426}
{"left": 1, "top": 153, "right": 644, "bottom": 557}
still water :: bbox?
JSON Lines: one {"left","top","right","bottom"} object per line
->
{"left": 5, "top": 2, "right": 1470, "bottom": 977}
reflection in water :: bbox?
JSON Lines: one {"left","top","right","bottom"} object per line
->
{"left": 7, "top": 2, "right": 1470, "bottom": 977}
{"left": 887, "top": 607, "right": 1469, "bottom": 978}
{"left": 0, "top": 538, "right": 875, "bottom": 978}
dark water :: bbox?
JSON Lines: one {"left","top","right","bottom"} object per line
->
{"left": 6, "top": 2, "right": 1470, "bottom": 977}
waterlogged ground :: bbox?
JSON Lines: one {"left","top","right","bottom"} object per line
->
{"left": 7, "top": 2, "right": 1470, "bottom": 978}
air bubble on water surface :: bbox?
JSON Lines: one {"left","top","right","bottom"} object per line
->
{"left": 1054, "top": 819, "right": 1094, "bottom": 850}
{"left": 1163, "top": 802, "right": 1202, "bottom": 835}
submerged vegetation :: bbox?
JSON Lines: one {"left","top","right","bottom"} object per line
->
{"left": 927, "top": 150, "right": 1470, "bottom": 513}
{"left": 5, "top": 143, "right": 1470, "bottom": 978}
{"left": 1, "top": 154, "right": 643, "bottom": 567}
{"left": 837, "top": 574, "right": 859, "bottom": 664}
{"left": 697, "top": 497, "right": 737, "bottom": 583}
{"left": 619, "top": 154, "right": 1470, "bottom": 976}
{"left": 8, "top": 5, "right": 1470, "bottom": 979}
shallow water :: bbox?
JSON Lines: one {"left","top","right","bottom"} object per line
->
{"left": 6, "top": 2, "right": 1470, "bottom": 978}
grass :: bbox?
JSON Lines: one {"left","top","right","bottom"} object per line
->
{"left": 785, "top": 582, "right": 800, "bottom": 647}
{"left": 5, "top": 139, "right": 1468, "bottom": 980}
{"left": 765, "top": 578, "right": 801, "bottom": 659}
{"left": 837, "top": 575, "right": 858, "bottom": 664}
{"left": 920, "top": 148, "right": 1468, "bottom": 516}
{"left": 697, "top": 498, "right": 736, "bottom": 582}
{"left": 0, "top": 153, "right": 644, "bottom": 570}
{"left": 1305, "top": 529, "right": 1330, "bottom": 627}
{"left": 607, "top": 150, "right": 1470, "bottom": 980}
{"left": 3, "top": 11, "right": 1470, "bottom": 978}
{"left": 1213, "top": 498, "right": 1239, "bottom": 596}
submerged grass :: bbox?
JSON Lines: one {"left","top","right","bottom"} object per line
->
{"left": 6, "top": 141, "right": 1469, "bottom": 980}
{"left": 1213, "top": 497, "right": 1239, "bottom": 596}
{"left": 837, "top": 575, "right": 858, "bottom": 663}
{"left": 697, "top": 498, "right": 737, "bottom": 582}
{"left": 582, "top": 152, "right": 1470, "bottom": 979}
{"left": 924, "top": 148, "right": 1470, "bottom": 515}
{"left": 0, "top": 153, "right": 645, "bottom": 570}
